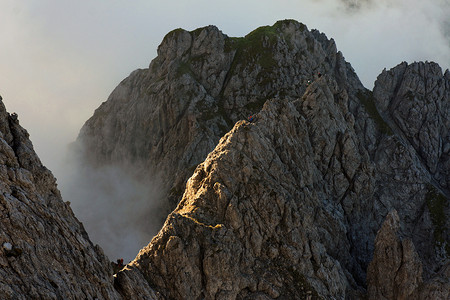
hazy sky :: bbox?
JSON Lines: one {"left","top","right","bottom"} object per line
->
{"left": 0, "top": 0, "right": 449, "bottom": 175}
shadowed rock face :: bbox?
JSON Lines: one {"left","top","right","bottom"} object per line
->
{"left": 1, "top": 19, "right": 449, "bottom": 299}
{"left": 368, "top": 210, "right": 450, "bottom": 300}
{"left": 112, "top": 62, "right": 448, "bottom": 299}
{"left": 374, "top": 62, "right": 450, "bottom": 194}
{"left": 0, "top": 98, "right": 124, "bottom": 299}
{"left": 367, "top": 210, "right": 423, "bottom": 300}
{"left": 77, "top": 20, "right": 364, "bottom": 210}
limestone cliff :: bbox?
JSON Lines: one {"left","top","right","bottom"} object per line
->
{"left": 112, "top": 65, "right": 448, "bottom": 299}
{"left": 76, "top": 20, "right": 449, "bottom": 299}
{"left": 3, "top": 19, "right": 448, "bottom": 299}
{"left": 0, "top": 96, "right": 129, "bottom": 299}
{"left": 374, "top": 62, "right": 449, "bottom": 195}
{"left": 77, "top": 20, "right": 363, "bottom": 210}
{"left": 367, "top": 210, "right": 449, "bottom": 300}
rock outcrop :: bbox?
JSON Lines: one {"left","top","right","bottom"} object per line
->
{"left": 111, "top": 64, "right": 448, "bottom": 298}
{"left": 0, "top": 97, "right": 129, "bottom": 299}
{"left": 367, "top": 210, "right": 423, "bottom": 300}
{"left": 368, "top": 210, "right": 450, "bottom": 300}
{"left": 75, "top": 20, "right": 449, "bottom": 299}
{"left": 373, "top": 62, "right": 450, "bottom": 276}
{"left": 2, "top": 19, "right": 449, "bottom": 299}
{"left": 373, "top": 62, "right": 450, "bottom": 194}
{"left": 77, "top": 20, "right": 363, "bottom": 210}
{"left": 114, "top": 82, "right": 365, "bottom": 298}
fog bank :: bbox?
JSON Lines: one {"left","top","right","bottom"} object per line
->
{"left": 58, "top": 153, "right": 166, "bottom": 262}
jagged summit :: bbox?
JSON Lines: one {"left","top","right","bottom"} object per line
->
{"left": 77, "top": 19, "right": 365, "bottom": 212}
{"left": 77, "top": 20, "right": 449, "bottom": 298}
{"left": 1, "top": 19, "right": 448, "bottom": 299}
{"left": 111, "top": 62, "right": 448, "bottom": 299}
{"left": 374, "top": 61, "right": 449, "bottom": 196}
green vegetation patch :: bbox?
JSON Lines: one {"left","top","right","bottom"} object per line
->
{"left": 356, "top": 90, "right": 393, "bottom": 135}
{"left": 273, "top": 19, "right": 307, "bottom": 32}
{"left": 162, "top": 28, "right": 186, "bottom": 44}
{"left": 426, "top": 184, "right": 450, "bottom": 255}
{"left": 224, "top": 21, "right": 291, "bottom": 77}
{"left": 223, "top": 28, "right": 277, "bottom": 75}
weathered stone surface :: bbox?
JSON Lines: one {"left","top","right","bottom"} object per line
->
{"left": 117, "top": 87, "right": 362, "bottom": 299}
{"left": 367, "top": 210, "right": 423, "bottom": 300}
{"left": 77, "top": 20, "right": 364, "bottom": 211}
{"left": 372, "top": 61, "right": 450, "bottom": 278}
{"left": 368, "top": 210, "right": 450, "bottom": 300}
{"left": 114, "top": 66, "right": 447, "bottom": 298}
{"left": 418, "top": 261, "right": 450, "bottom": 300}
{"left": 373, "top": 62, "right": 450, "bottom": 193}
{"left": 77, "top": 21, "right": 448, "bottom": 299}
{"left": 3, "top": 20, "right": 448, "bottom": 299}
{"left": 0, "top": 98, "right": 158, "bottom": 299}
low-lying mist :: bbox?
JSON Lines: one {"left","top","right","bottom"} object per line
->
{"left": 58, "top": 146, "right": 168, "bottom": 263}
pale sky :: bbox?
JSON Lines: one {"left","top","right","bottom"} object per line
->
{"left": 0, "top": 0, "right": 449, "bottom": 188}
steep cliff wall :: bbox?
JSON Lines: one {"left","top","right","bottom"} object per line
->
{"left": 0, "top": 96, "right": 134, "bottom": 299}
{"left": 3, "top": 19, "right": 448, "bottom": 299}
{"left": 374, "top": 62, "right": 449, "bottom": 195}
{"left": 76, "top": 20, "right": 449, "bottom": 299}
{"left": 112, "top": 63, "right": 448, "bottom": 299}
{"left": 77, "top": 20, "right": 365, "bottom": 210}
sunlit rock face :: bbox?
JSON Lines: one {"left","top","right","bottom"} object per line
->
{"left": 77, "top": 20, "right": 364, "bottom": 211}
{"left": 83, "top": 20, "right": 449, "bottom": 299}
{"left": 2, "top": 19, "right": 448, "bottom": 299}
{"left": 113, "top": 57, "right": 448, "bottom": 298}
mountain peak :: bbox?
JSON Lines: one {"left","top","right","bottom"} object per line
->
{"left": 2, "top": 20, "right": 447, "bottom": 299}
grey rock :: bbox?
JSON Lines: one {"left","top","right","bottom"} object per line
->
{"left": 77, "top": 21, "right": 449, "bottom": 299}
{"left": 367, "top": 210, "right": 423, "bottom": 300}
{"left": 3, "top": 20, "right": 448, "bottom": 299}
{"left": 368, "top": 210, "right": 450, "bottom": 300}
{"left": 373, "top": 62, "right": 450, "bottom": 193}
{"left": 76, "top": 20, "right": 364, "bottom": 211}
{"left": 117, "top": 92, "right": 360, "bottom": 299}
{"left": 0, "top": 98, "right": 154, "bottom": 299}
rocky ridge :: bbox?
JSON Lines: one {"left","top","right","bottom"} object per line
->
{"left": 0, "top": 97, "right": 127, "bottom": 299}
{"left": 0, "top": 19, "right": 448, "bottom": 299}
{"left": 77, "top": 20, "right": 364, "bottom": 210}
{"left": 112, "top": 63, "right": 448, "bottom": 299}
{"left": 374, "top": 62, "right": 449, "bottom": 195}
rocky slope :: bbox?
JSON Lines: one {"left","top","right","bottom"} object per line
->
{"left": 374, "top": 61, "right": 449, "bottom": 195}
{"left": 111, "top": 64, "right": 448, "bottom": 299}
{"left": 367, "top": 210, "right": 449, "bottom": 300}
{"left": 77, "top": 20, "right": 364, "bottom": 211}
{"left": 0, "top": 97, "right": 129, "bottom": 299}
{"left": 77, "top": 19, "right": 449, "bottom": 299}
{"left": 2, "top": 19, "right": 448, "bottom": 299}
